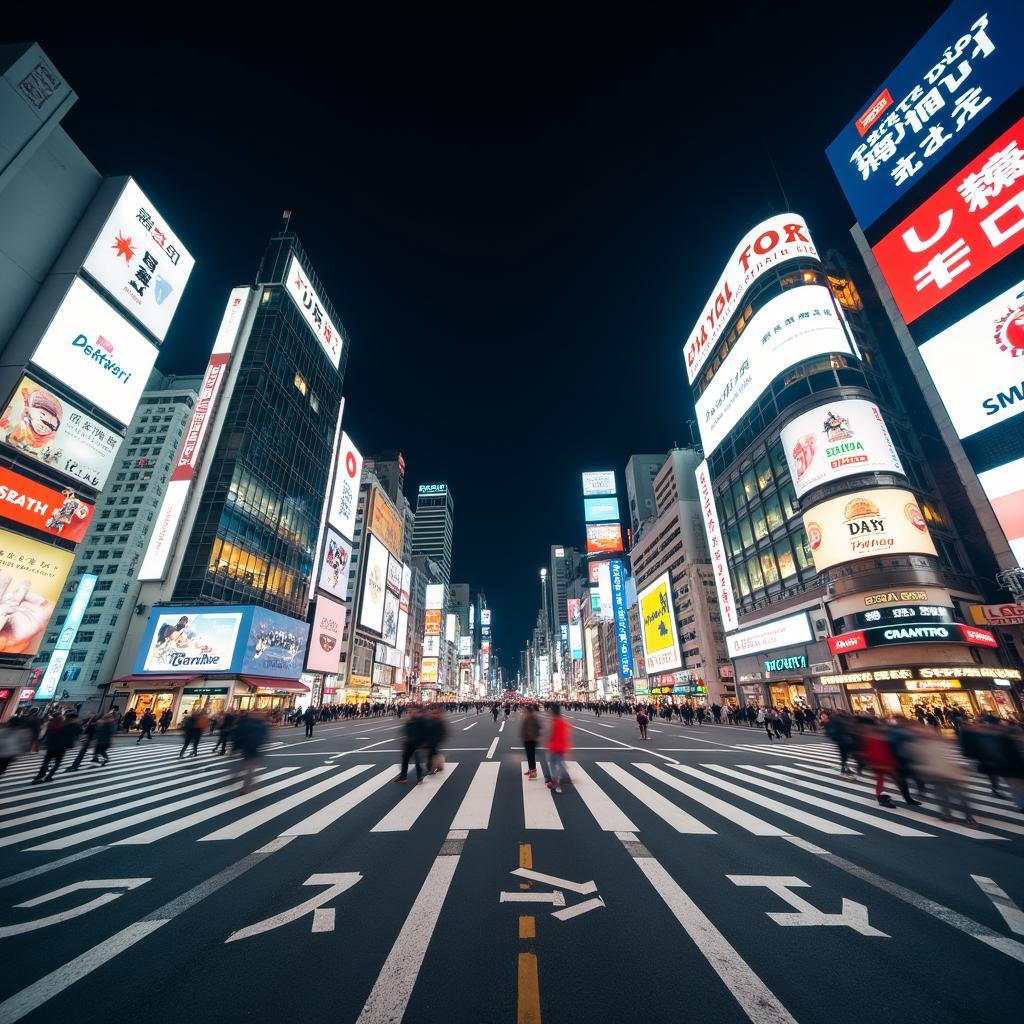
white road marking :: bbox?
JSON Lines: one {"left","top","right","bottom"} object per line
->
{"left": 499, "top": 890, "right": 566, "bottom": 905}
{"left": 0, "top": 835, "right": 293, "bottom": 1024}
{"left": 784, "top": 835, "right": 1024, "bottom": 964}
{"left": 511, "top": 869, "right": 596, "bottom": 894}
{"left": 552, "top": 896, "right": 606, "bottom": 921}
{"left": 450, "top": 762, "right": 500, "bottom": 830}
{"left": 0, "top": 878, "right": 150, "bottom": 939}
{"left": 462, "top": 722, "right": 477, "bottom": 731}
{"left": 499, "top": 721, "right": 505, "bottom": 732}
{"left": 356, "top": 831, "right": 464, "bottom": 1024}
{"left": 598, "top": 722, "right": 615, "bottom": 728}
{"left": 281, "top": 767, "right": 397, "bottom": 836}
{"left": 0, "top": 847, "right": 108, "bottom": 890}
{"left": 635, "top": 764, "right": 788, "bottom": 836}
{"left": 673, "top": 765, "right": 860, "bottom": 836}
{"left": 485, "top": 737, "right": 499, "bottom": 759}
{"left": 597, "top": 763, "right": 715, "bottom": 834}
{"left": 521, "top": 765, "right": 563, "bottom": 830}
{"left": 564, "top": 762, "right": 638, "bottom": 832}
{"left": 225, "top": 873, "right": 361, "bottom": 941}
{"left": 972, "top": 875, "right": 1024, "bottom": 935}
{"left": 371, "top": 764, "right": 460, "bottom": 832}
{"left": 573, "top": 723, "right": 679, "bottom": 764}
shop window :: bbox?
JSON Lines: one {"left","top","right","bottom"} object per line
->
{"left": 769, "top": 440, "right": 788, "bottom": 480}
{"left": 775, "top": 538, "right": 797, "bottom": 579}
{"left": 720, "top": 485, "right": 735, "bottom": 520}
{"left": 727, "top": 524, "right": 742, "bottom": 558}
{"left": 294, "top": 372, "right": 308, "bottom": 397}
{"left": 780, "top": 484, "right": 798, "bottom": 521}
{"left": 741, "top": 466, "right": 757, "bottom": 501}
{"left": 764, "top": 494, "right": 784, "bottom": 532}
{"left": 733, "top": 560, "right": 751, "bottom": 598}
{"left": 739, "top": 516, "right": 754, "bottom": 549}
{"left": 755, "top": 455, "right": 772, "bottom": 492}
{"left": 751, "top": 504, "right": 768, "bottom": 541}
{"left": 731, "top": 479, "right": 746, "bottom": 515}
{"left": 793, "top": 528, "right": 814, "bottom": 571}
{"left": 760, "top": 550, "right": 780, "bottom": 586}
{"left": 746, "top": 554, "right": 765, "bottom": 591}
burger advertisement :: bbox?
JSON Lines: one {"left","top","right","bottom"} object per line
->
{"left": 803, "top": 487, "right": 937, "bottom": 572}
{"left": 781, "top": 399, "right": 903, "bottom": 499}
{"left": 306, "top": 594, "right": 345, "bottom": 674}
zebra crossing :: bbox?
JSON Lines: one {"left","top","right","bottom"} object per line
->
{"left": 0, "top": 740, "right": 1020, "bottom": 854}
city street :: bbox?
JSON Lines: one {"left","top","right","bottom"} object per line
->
{"left": 1, "top": 710, "right": 1022, "bottom": 1024}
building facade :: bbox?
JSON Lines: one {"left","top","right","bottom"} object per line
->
{"left": 411, "top": 483, "right": 454, "bottom": 585}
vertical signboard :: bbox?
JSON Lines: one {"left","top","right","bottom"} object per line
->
{"left": 696, "top": 460, "right": 739, "bottom": 632}
{"left": 35, "top": 573, "right": 98, "bottom": 700}
{"left": 329, "top": 433, "right": 362, "bottom": 541}
{"left": 567, "top": 598, "right": 583, "bottom": 660}
{"left": 608, "top": 559, "right": 634, "bottom": 681}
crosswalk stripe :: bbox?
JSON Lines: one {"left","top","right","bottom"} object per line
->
{"left": 596, "top": 763, "right": 716, "bottom": 834}
{"left": 24, "top": 768, "right": 297, "bottom": 852}
{"left": 711, "top": 765, "right": 935, "bottom": 837}
{"left": 281, "top": 766, "right": 397, "bottom": 836}
{"left": 732, "top": 745, "right": 837, "bottom": 763}
{"left": 521, "top": 763, "right": 563, "bottom": 830}
{"left": 564, "top": 762, "right": 638, "bottom": 832}
{"left": 778, "top": 763, "right": 1021, "bottom": 838}
{"left": 0, "top": 765, "right": 243, "bottom": 851}
{"left": 371, "top": 765, "right": 460, "bottom": 833}
{"left": 673, "top": 765, "right": 861, "bottom": 835}
{"left": 205, "top": 765, "right": 375, "bottom": 840}
{"left": 449, "top": 762, "right": 500, "bottom": 830}
{"left": 635, "top": 764, "right": 789, "bottom": 836}
{"left": 0, "top": 748, "right": 188, "bottom": 787}
{"left": 115, "top": 766, "right": 339, "bottom": 845}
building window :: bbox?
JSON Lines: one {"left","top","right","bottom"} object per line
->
{"left": 294, "top": 372, "right": 308, "bottom": 397}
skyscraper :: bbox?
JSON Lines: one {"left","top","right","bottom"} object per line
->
{"left": 412, "top": 483, "right": 454, "bottom": 585}
{"left": 625, "top": 454, "right": 665, "bottom": 538}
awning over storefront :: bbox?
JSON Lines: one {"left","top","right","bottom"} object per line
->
{"left": 110, "top": 675, "right": 202, "bottom": 688}
{"left": 238, "top": 676, "right": 309, "bottom": 693}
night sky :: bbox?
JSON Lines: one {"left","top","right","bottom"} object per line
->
{"left": 11, "top": 4, "right": 946, "bottom": 674}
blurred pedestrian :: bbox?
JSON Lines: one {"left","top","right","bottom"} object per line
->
{"left": 521, "top": 704, "right": 541, "bottom": 778}
{"left": 0, "top": 721, "right": 30, "bottom": 777}
{"left": 545, "top": 704, "right": 572, "bottom": 794}
{"left": 425, "top": 706, "right": 447, "bottom": 773}
{"left": 213, "top": 710, "right": 237, "bottom": 755}
{"left": 231, "top": 711, "right": 268, "bottom": 795}
{"left": 396, "top": 705, "right": 427, "bottom": 784}
{"left": 136, "top": 709, "right": 156, "bottom": 743}
{"left": 66, "top": 713, "right": 98, "bottom": 771}
{"left": 302, "top": 705, "right": 316, "bottom": 738}
{"left": 636, "top": 707, "right": 649, "bottom": 741}
{"left": 178, "top": 712, "right": 202, "bottom": 758}
{"left": 91, "top": 711, "right": 116, "bottom": 765}
{"left": 158, "top": 708, "right": 172, "bottom": 734}
{"left": 908, "top": 728, "right": 977, "bottom": 826}
{"left": 32, "top": 712, "right": 82, "bottom": 783}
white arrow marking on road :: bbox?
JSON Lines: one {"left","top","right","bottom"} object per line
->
{"left": 0, "top": 879, "right": 150, "bottom": 938}
{"left": 552, "top": 896, "right": 605, "bottom": 921}
{"left": 972, "top": 875, "right": 1024, "bottom": 936}
{"left": 499, "top": 891, "right": 566, "bottom": 906}
{"left": 510, "top": 868, "right": 597, "bottom": 895}
{"left": 728, "top": 875, "right": 888, "bottom": 937}
{"left": 462, "top": 722, "right": 477, "bottom": 731}
{"left": 225, "top": 873, "right": 361, "bottom": 942}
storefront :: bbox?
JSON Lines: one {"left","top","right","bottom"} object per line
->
{"left": 110, "top": 675, "right": 201, "bottom": 720}
{"left": 233, "top": 676, "right": 310, "bottom": 717}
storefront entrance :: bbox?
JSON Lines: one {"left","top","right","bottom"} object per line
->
{"left": 878, "top": 688, "right": 1017, "bottom": 720}
{"left": 125, "top": 690, "right": 176, "bottom": 722}
{"left": 177, "top": 687, "right": 229, "bottom": 724}
{"left": 768, "top": 681, "right": 809, "bottom": 709}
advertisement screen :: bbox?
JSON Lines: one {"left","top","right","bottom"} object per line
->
{"left": 396, "top": 609, "right": 409, "bottom": 653}
{"left": 328, "top": 433, "right": 362, "bottom": 540}
{"left": 586, "top": 523, "right": 623, "bottom": 554}
{"left": 826, "top": 0, "right": 1023, "bottom": 228}
{"left": 318, "top": 527, "right": 352, "bottom": 600}
{"left": 370, "top": 489, "right": 403, "bottom": 558}
{"left": 0, "top": 376, "right": 122, "bottom": 490}
{"left": 567, "top": 598, "right": 583, "bottom": 660}
{"left": 726, "top": 612, "right": 813, "bottom": 658}
{"left": 638, "top": 572, "right": 682, "bottom": 673}
{"left": 685, "top": 213, "right": 819, "bottom": 384}
{"left": 872, "top": 114, "right": 1024, "bottom": 324}
{"left": 386, "top": 554, "right": 403, "bottom": 595}
{"left": 695, "top": 285, "right": 856, "bottom": 458}
{"left": 481, "top": 608, "right": 491, "bottom": 626}
{"left": 423, "top": 634, "right": 440, "bottom": 657}
{"left": 446, "top": 613, "right": 457, "bottom": 644}
{"left": 0, "top": 466, "right": 93, "bottom": 543}
{"left": 242, "top": 608, "right": 309, "bottom": 679}
{"left": 804, "top": 488, "right": 937, "bottom": 572}
{"left": 609, "top": 559, "right": 634, "bottom": 680}
{"left": 420, "top": 657, "right": 439, "bottom": 684}
{"left": 82, "top": 178, "right": 195, "bottom": 342}
{"left": 459, "top": 635, "right": 472, "bottom": 657}
{"left": 584, "top": 496, "right": 620, "bottom": 522}
{"left": 31, "top": 278, "right": 158, "bottom": 427}
{"left": 424, "top": 609, "right": 442, "bottom": 636}
{"left": 381, "top": 591, "right": 400, "bottom": 647}
{"left": 582, "top": 471, "right": 616, "bottom": 496}
{"left": 829, "top": 622, "right": 997, "bottom": 653}
{"left": 695, "top": 460, "right": 739, "bottom": 632}
{"left": 919, "top": 277, "right": 1024, "bottom": 439}
{"left": 358, "top": 534, "right": 389, "bottom": 634}
{"left": 0, "top": 528, "right": 74, "bottom": 657}
{"left": 283, "top": 253, "right": 344, "bottom": 369}
{"left": 139, "top": 609, "right": 245, "bottom": 673}
{"left": 306, "top": 595, "right": 345, "bottom": 674}
{"left": 978, "top": 457, "right": 1024, "bottom": 566}
{"left": 425, "top": 584, "right": 445, "bottom": 610}
{"left": 36, "top": 573, "right": 97, "bottom": 700}
{"left": 781, "top": 399, "right": 904, "bottom": 498}
{"left": 595, "top": 562, "right": 613, "bottom": 620}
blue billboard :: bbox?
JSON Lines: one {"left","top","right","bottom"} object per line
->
{"left": 584, "top": 496, "right": 620, "bottom": 523}
{"left": 826, "top": 0, "right": 1024, "bottom": 228}
{"left": 36, "top": 573, "right": 98, "bottom": 701}
{"left": 608, "top": 559, "right": 634, "bottom": 681}
{"left": 135, "top": 605, "right": 309, "bottom": 680}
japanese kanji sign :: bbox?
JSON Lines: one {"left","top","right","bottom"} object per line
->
{"left": 696, "top": 459, "right": 738, "bottom": 632}
{"left": 827, "top": 0, "right": 1023, "bottom": 228}
{"left": 873, "top": 115, "right": 1024, "bottom": 323}
{"left": 284, "top": 253, "right": 344, "bottom": 370}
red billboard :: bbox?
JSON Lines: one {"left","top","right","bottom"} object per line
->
{"left": 0, "top": 466, "right": 93, "bottom": 542}
{"left": 872, "top": 115, "right": 1024, "bottom": 324}
{"left": 585, "top": 523, "right": 623, "bottom": 554}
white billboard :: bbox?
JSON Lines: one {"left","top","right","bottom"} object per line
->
{"left": 425, "top": 583, "right": 445, "bottom": 610}
{"left": 696, "top": 459, "right": 739, "bottom": 632}
{"left": 686, "top": 214, "right": 819, "bottom": 385}
{"left": 781, "top": 399, "right": 904, "bottom": 498}
{"left": 82, "top": 178, "right": 195, "bottom": 342}
{"left": 696, "top": 285, "right": 855, "bottom": 458}
{"left": 31, "top": 278, "right": 158, "bottom": 427}
{"left": 358, "top": 534, "right": 389, "bottom": 635}
{"left": 919, "top": 278, "right": 1024, "bottom": 439}
{"left": 582, "top": 471, "right": 616, "bottom": 496}
{"left": 638, "top": 571, "right": 683, "bottom": 673}
{"left": 283, "top": 253, "right": 343, "bottom": 369}
{"left": 726, "top": 612, "right": 813, "bottom": 659}
{"left": 596, "top": 561, "right": 613, "bottom": 620}
{"left": 978, "top": 457, "right": 1024, "bottom": 568}
{"left": 328, "top": 432, "right": 362, "bottom": 541}
{"left": 423, "top": 635, "right": 440, "bottom": 657}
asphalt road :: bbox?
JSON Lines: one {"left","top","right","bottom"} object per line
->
{"left": 1, "top": 709, "right": 1022, "bottom": 1024}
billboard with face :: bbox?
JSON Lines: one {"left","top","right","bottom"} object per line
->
{"left": 241, "top": 608, "right": 310, "bottom": 679}
{"left": 0, "top": 528, "right": 75, "bottom": 656}
{"left": 318, "top": 527, "right": 352, "bottom": 600}
{"left": 139, "top": 609, "right": 245, "bottom": 674}
{"left": 358, "top": 534, "right": 389, "bottom": 635}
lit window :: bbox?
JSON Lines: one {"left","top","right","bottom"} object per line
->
{"left": 294, "top": 373, "right": 308, "bottom": 396}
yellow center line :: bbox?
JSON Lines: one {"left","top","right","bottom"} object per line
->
{"left": 519, "top": 843, "right": 533, "bottom": 869}
{"left": 519, "top": 915, "right": 536, "bottom": 939}
{"left": 517, "top": 952, "right": 541, "bottom": 1024}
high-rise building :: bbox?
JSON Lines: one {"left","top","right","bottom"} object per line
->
{"left": 412, "top": 482, "right": 454, "bottom": 585}
{"left": 625, "top": 454, "right": 665, "bottom": 539}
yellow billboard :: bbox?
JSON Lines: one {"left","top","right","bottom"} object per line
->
{"left": 0, "top": 527, "right": 75, "bottom": 655}
{"left": 638, "top": 571, "right": 682, "bottom": 673}
{"left": 369, "top": 488, "right": 403, "bottom": 558}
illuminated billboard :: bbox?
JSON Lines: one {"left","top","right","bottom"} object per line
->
{"left": 584, "top": 496, "right": 620, "bottom": 522}
{"left": 582, "top": 471, "right": 616, "bottom": 496}
{"left": 424, "top": 609, "right": 442, "bottom": 636}
{"left": 0, "top": 466, "right": 93, "bottom": 543}
{"left": 425, "top": 584, "right": 445, "bottom": 610}
{"left": 726, "top": 612, "right": 813, "bottom": 659}
{"left": 30, "top": 277, "right": 158, "bottom": 427}
{"left": 695, "top": 460, "right": 738, "bottom": 632}
{"left": 586, "top": 523, "right": 623, "bottom": 554}
{"left": 82, "top": 178, "right": 195, "bottom": 341}
{"left": 386, "top": 554, "right": 403, "bottom": 595}
{"left": 0, "top": 376, "right": 122, "bottom": 490}
{"left": 283, "top": 253, "right": 344, "bottom": 369}
{"left": 138, "top": 608, "right": 245, "bottom": 674}
{"left": 567, "top": 598, "right": 583, "bottom": 660}
{"left": 318, "top": 527, "right": 352, "bottom": 600}
{"left": 423, "top": 635, "right": 440, "bottom": 657}
{"left": 638, "top": 572, "right": 682, "bottom": 673}
{"left": 780, "top": 399, "right": 904, "bottom": 498}
{"left": 358, "top": 534, "right": 389, "bottom": 635}
{"left": 685, "top": 213, "right": 819, "bottom": 384}
{"left": 978, "top": 457, "right": 1024, "bottom": 566}
{"left": 328, "top": 433, "right": 362, "bottom": 541}
{"left": 803, "top": 488, "right": 937, "bottom": 572}
{"left": 36, "top": 573, "right": 97, "bottom": 700}
{"left": 608, "top": 559, "right": 633, "bottom": 680}
{"left": 481, "top": 608, "right": 492, "bottom": 626}
{"left": 595, "top": 562, "right": 613, "bottom": 620}
{"left": 307, "top": 594, "right": 345, "bottom": 674}
{"left": 826, "top": 0, "right": 1022, "bottom": 228}
{"left": 369, "top": 488, "right": 403, "bottom": 558}
{"left": 420, "top": 657, "right": 439, "bottom": 684}
{"left": 242, "top": 608, "right": 309, "bottom": 679}
{"left": 0, "top": 528, "right": 75, "bottom": 656}
{"left": 696, "top": 285, "right": 856, "bottom": 458}
{"left": 382, "top": 591, "right": 400, "bottom": 647}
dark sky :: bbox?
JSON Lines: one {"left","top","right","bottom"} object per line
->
{"left": 13, "top": 4, "right": 946, "bottom": 673}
